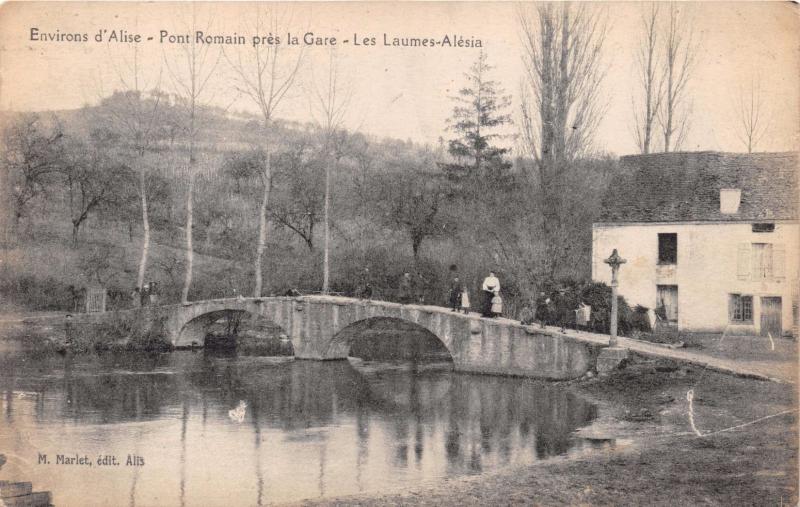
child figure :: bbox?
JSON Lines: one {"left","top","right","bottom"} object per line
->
{"left": 491, "top": 293, "right": 503, "bottom": 318}
{"left": 460, "top": 285, "right": 470, "bottom": 314}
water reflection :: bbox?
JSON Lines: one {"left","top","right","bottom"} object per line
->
{"left": 0, "top": 351, "right": 597, "bottom": 506}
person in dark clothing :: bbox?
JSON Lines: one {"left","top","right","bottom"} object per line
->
{"left": 448, "top": 277, "right": 462, "bottom": 311}
{"left": 140, "top": 284, "right": 150, "bottom": 307}
{"left": 149, "top": 281, "right": 159, "bottom": 306}
{"left": 398, "top": 272, "right": 413, "bottom": 304}
{"left": 414, "top": 271, "right": 427, "bottom": 304}
{"left": 356, "top": 268, "right": 373, "bottom": 299}
{"left": 518, "top": 303, "right": 535, "bottom": 325}
{"left": 64, "top": 314, "right": 74, "bottom": 346}
{"left": 68, "top": 285, "right": 80, "bottom": 313}
{"left": 535, "top": 292, "right": 549, "bottom": 327}
{"left": 358, "top": 282, "right": 373, "bottom": 300}
{"left": 554, "top": 289, "right": 572, "bottom": 332}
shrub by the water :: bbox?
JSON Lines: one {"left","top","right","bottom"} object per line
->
{"left": 70, "top": 311, "right": 172, "bottom": 353}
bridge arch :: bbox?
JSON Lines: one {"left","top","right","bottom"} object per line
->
{"left": 177, "top": 308, "right": 292, "bottom": 351}
{"left": 165, "top": 297, "right": 297, "bottom": 348}
{"left": 325, "top": 316, "right": 454, "bottom": 361}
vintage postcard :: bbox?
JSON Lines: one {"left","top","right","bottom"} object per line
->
{"left": 0, "top": 1, "right": 797, "bottom": 506}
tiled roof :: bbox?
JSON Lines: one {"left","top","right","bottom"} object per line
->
{"left": 599, "top": 152, "right": 798, "bottom": 222}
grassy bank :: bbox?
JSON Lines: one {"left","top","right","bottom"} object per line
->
{"left": 0, "top": 311, "right": 172, "bottom": 354}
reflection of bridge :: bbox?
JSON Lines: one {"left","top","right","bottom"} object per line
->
{"left": 159, "top": 296, "right": 600, "bottom": 380}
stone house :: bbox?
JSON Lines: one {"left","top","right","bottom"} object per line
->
{"left": 592, "top": 152, "right": 798, "bottom": 337}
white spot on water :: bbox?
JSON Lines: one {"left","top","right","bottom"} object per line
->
{"left": 228, "top": 400, "right": 247, "bottom": 423}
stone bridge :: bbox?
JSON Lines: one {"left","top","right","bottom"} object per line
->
{"left": 161, "top": 295, "right": 602, "bottom": 380}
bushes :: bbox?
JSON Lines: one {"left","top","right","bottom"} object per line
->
{"left": 533, "top": 279, "right": 651, "bottom": 337}
{"left": 630, "top": 305, "right": 653, "bottom": 334}
{"left": 69, "top": 311, "right": 172, "bottom": 353}
{"left": 330, "top": 245, "right": 447, "bottom": 304}
{"left": 0, "top": 271, "right": 75, "bottom": 311}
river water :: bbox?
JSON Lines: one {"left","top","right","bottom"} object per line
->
{"left": 0, "top": 350, "right": 600, "bottom": 506}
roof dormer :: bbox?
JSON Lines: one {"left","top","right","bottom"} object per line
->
{"left": 720, "top": 189, "right": 741, "bottom": 214}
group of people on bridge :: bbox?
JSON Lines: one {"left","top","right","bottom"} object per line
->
{"left": 446, "top": 270, "right": 503, "bottom": 318}
{"left": 118, "top": 265, "right": 586, "bottom": 333}
{"left": 131, "top": 282, "right": 160, "bottom": 308}
{"left": 347, "top": 265, "right": 506, "bottom": 318}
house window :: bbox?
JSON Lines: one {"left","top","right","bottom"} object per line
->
{"left": 658, "top": 233, "right": 677, "bottom": 264}
{"left": 752, "top": 243, "right": 773, "bottom": 279}
{"left": 739, "top": 243, "right": 786, "bottom": 281}
{"left": 752, "top": 223, "right": 775, "bottom": 233}
{"left": 729, "top": 294, "right": 753, "bottom": 323}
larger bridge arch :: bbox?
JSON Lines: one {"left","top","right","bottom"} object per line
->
{"left": 325, "top": 316, "right": 454, "bottom": 361}
{"left": 162, "top": 296, "right": 597, "bottom": 380}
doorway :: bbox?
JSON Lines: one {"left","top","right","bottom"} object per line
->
{"left": 760, "top": 297, "right": 782, "bottom": 337}
{"left": 656, "top": 285, "right": 679, "bottom": 324}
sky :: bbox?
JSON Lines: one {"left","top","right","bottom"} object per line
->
{"left": 0, "top": 1, "right": 798, "bottom": 157}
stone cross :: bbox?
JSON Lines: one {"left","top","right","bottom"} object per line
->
{"left": 604, "top": 249, "right": 626, "bottom": 346}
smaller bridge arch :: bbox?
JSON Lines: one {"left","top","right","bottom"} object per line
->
{"left": 164, "top": 297, "right": 297, "bottom": 348}
{"left": 176, "top": 308, "right": 292, "bottom": 350}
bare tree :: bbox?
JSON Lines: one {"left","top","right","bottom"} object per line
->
{"left": 96, "top": 43, "right": 165, "bottom": 290}
{"left": 269, "top": 136, "right": 323, "bottom": 251}
{"left": 227, "top": 6, "right": 304, "bottom": 297}
{"left": 376, "top": 163, "right": 451, "bottom": 260}
{"left": 61, "top": 129, "right": 136, "bottom": 244}
{"left": 658, "top": 4, "right": 697, "bottom": 152}
{"left": 311, "top": 48, "right": 351, "bottom": 294}
{"left": 735, "top": 75, "right": 770, "bottom": 153}
{"left": 518, "top": 3, "right": 607, "bottom": 275}
{"left": 633, "top": 4, "right": 664, "bottom": 154}
{"left": 163, "top": 4, "right": 222, "bottom": 303}
{"left": 1, "top": 114, "right": 64, "bottom": 242}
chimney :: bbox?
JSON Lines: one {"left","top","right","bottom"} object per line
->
{"left": 720, "top": 189, "right": 741, "bottom": 214}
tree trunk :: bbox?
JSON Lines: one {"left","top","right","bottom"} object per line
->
{"left": 202, "top": 225, "right": 212, "bottom": 253}
{"left": 322, "top": 161, "right": 331, "bottom": 294}
{"left": 181, "top": 173, "right": 195, "bottom": 303}
{"left": 137, "top": 165, "right": 150, "bottom": 290}
{"left": 253, "top": 152, "right": 271, "bottom": 297}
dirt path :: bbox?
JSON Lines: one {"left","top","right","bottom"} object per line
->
{"left": 531, "top": 324, "right": 797, "bottom": 384}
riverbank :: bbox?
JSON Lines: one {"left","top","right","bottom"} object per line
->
{"left": 299, "top": 357, "right": 798, "bottom": 506}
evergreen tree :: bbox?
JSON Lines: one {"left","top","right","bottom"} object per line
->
{"left": 441, "top": 51, "right": 512, "bottom": 193}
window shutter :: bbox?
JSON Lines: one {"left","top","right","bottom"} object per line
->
{"left": 737, "top": 243, "right": 750, "bottom": 280}
{"left": 728, "top": 294, "right": 735, "bottom": 322}
{"left": 774, "top": 244, "right": 786, "bottom": 279}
